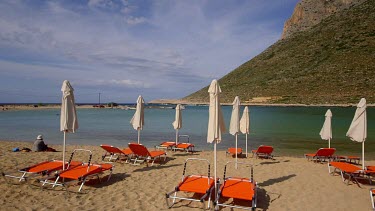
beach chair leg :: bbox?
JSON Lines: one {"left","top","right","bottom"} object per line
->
{"left": 370, "top": 189, "right": 375, "bottom": 210}
{"left": 78, "top": 178, "right": 87, "bottom": 192}
{"left": 101, "top": 153, "right": 107, "bottom": 161}
{"left": 52, "top": 176, "right": 61, "bottom": 188}
{"left": 19, "top": 172, "right": 27, "bottom": 182}
{"left": 328, "top": 163, "right": 332, "bottom": 174}
{"left": 107, "top": 168, "right": 113, "bottom": 181}
{"left": 341, "top": 171, "right": 347, "bottom": 183}
{"left": 165, "top": 190, "right": 178, "bottom": 208}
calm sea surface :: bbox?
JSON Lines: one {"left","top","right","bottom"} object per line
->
{"left": 0, "top": 106, "right": 374, "bottom": 158}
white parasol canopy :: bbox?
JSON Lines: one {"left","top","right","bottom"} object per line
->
{"left": 207, "top": 79, "right": 226, "bottom": 195}
{"left": 319, "top": 109, "right": 332, "bottom": 148}
{"left": 60, "top": 80, "right": 78, "bottom": 170}
{"left": 130, "top": 95, "right": 145, "bottom": 144}
{"left": 229, "top": 96, "right": 241, "bottom": 166}
{"left": 172, "top": 104, "right": 183, "bottom": 144}
{"left": 346, "top": 98, "right": 367, "bottom": 170}
{"left": 240, "top": 106, "right": 250, "bottom": 157}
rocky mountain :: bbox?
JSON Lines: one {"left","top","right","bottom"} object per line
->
{"left": 282, "top": 0, "right": 366, "bottom": 39}
{"left": 183, "top": 0, "right": 374, "bottom": 105}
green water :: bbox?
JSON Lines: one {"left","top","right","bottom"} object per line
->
{"left": 0, "top": 106, "right": 374, "bottom": 158}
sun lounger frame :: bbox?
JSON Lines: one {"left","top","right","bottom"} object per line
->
{"left": 333, "top": 155, "right": 360, "bottom": 164}
{"left": 166, "top": 158, "right": 215, "bottom": 209}
{"left": 2, "top": 151, "right": 82, "bottom": 183}
{"left": 100, "top": 144, "right": 133, "bottom": 162}
{"left": 155, "top": 142, "right": 176, "bottom": 151}
{"left": 252, "top": 145, "right": 274, "bottom": 159}
{"left": 128, "top": 143, "right": 167, "bottom": 166}
{"left": 305, "top": 148, "right": 336, "bottom": 163}
{"left": 328, "top": 162, "right": 372, "bottom": 188}
{"left": 214, "top": 161, "right": 257, "bottom": 211}
{"left": 171, "top": 135, "right": 195, "bottom": 153}
{"left": 43, "top": 149, "right": 113, "bottom": 192}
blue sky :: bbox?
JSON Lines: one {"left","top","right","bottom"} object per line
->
{"left": 0, "top": 0, "right": 299, "bottom": 103}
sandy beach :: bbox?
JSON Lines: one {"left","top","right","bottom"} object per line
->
{"left": 0, "top": 140, "right": 374, "bottom": 211}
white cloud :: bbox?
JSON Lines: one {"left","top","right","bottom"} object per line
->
{"left": 125, "top": 16, "right": 147, "bottom": 25}
{"left": 103, "top": 79, "right": 150, "bottom": 88}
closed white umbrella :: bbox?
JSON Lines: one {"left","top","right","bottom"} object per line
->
{"left": 240, "top": 106, "right": 250, "bottom": 157}
{"left": 229, "top": 96, "right": 241, "bottom": 167}
{"left": 172, "top": 104, "right": 183, "bottom": 144}
{"left": 130, "top": 95, "right": 145, "bottom": 144}
{"left": 319, "top": 109, "right": 332, "bottom": 148}
{"left": 60, "top": 80, "right": 78, "bottom": 170}
{"left": 346, "top": 98, "right": 367, "bottom": 170}
{"left": 207, "top": 79, "right": 226, "bottom": 195}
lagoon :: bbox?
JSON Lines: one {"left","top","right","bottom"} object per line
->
{"left": 0, "top": 105, "right": 374, "bottom": 158}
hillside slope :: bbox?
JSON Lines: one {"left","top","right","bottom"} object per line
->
{"left": 184, "top": 0, "right": 375, "bottom": 104}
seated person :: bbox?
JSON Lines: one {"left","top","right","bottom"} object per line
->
{"left": 32, "top": 135, "right": 56, "bottom": 152}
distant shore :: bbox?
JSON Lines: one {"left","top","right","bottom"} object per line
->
{"left": 1, "top": 100, "right": 374, "bottom": 111}
{"left": 148, "top": 99, "right": 374, "bottom": 107}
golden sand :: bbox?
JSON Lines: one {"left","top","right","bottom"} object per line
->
{"left": 0, "top": 140, "right": 374, "bottom": 210}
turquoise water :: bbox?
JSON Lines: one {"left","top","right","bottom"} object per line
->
{"left": 0, "top": 106, "right": 374, "bottom": 158}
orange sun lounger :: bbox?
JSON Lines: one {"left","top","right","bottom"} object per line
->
{"left": 214, "top": 161, "right": 257, "bottom": 210}
{"left": 2, "top": 158, "right": 82, "bottom": 182}
{"left": 172, "top": 135, "right": 195, "bottom": 153}
{"left": 305, "top": 148, "right": 336, "bottom": 162}
{"left": 333, "top": 155, "right": 360, "bottom": 164}
{"left": 128, "top": 143, "right": 167, "bottom": 166}
{"left": 45, "top": 149, "right": 114, "bottom": 192}
{"left": 328, "top": 161, "right": 374, "bottom": 187}
{"left": 226, "top": 148, "right": 243, "bottom": 157}
{"left": 173, "top": 143, "right": 195, "bottom": 153}
{"left": 100, "top": 144, "right": 133, "bottom": 162}
{"left": 252, "top": 145, "right": 274, "bottom": 159}
{"left": 52, "top": 163, "right": 113, "bottom": 192}
{"left": 156, "top": 142, "right": 177, "bottom": 150}
{"left": 166, "top": 158, "right": 216, "bottom": 209}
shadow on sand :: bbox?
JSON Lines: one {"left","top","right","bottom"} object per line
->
{"left": 258, "top": 174, "right": 296, "bottom": 187}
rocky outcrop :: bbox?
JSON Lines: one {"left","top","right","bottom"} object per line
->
{"left": 282, "top": 0, "right": 366, "bottom": 39}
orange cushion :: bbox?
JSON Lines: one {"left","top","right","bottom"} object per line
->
{"left": 330, "top": 162, "right": 361, "bottom": 173}
{"left": 178, "top": 175, "right": 214, "bottom": 194}
{"left": 228, "top": 148, "right": 242, "bottom": 154}
{"left": 221, "top": 178, "right": 255, "bottom": 200}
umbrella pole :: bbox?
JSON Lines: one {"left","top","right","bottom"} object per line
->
{"left": 214, "top": 141, "right": 217, "bottom": 196}
{"left": 235, "top": 134, "right": 238, "bottom": 169}
{"left": 329, "top": 138, "right": 330, "bottom": 149}
{"left": 137, "top": 129, "right": 140, "bottom": 144}
{"left": 175, "top": 129, "right": 179, "bottom": 145}
{"left": 63, "top": 131, "right": 66, "bottom": 170}
{"left": 362, "top": 141, "right": 365, "bottom": 170}
{"left": 246, "top": 133, "right": 248, "bottom": 158}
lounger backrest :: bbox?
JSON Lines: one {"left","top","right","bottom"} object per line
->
{"left": 316, "top": 148, "right": 336, "bottom": 157}
{"left": 100, "top": 145, "right": 123, "bottom": 154}
{"left": 128, "top": 143, "right": 151, "bottom": 157}
{"left": 258, "top": 145, "right": 273, "bottom": 154}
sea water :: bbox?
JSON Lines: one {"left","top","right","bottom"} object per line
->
{"left": 0, "top": 106, "right": 374, "bottom": 157}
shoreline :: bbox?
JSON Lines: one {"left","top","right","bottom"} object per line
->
{"left": 1, "top": 102, "right": 374, "bottom": 111}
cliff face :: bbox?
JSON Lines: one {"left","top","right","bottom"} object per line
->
{"left": 282, "top": 0, "right": 366, "bottom": 39}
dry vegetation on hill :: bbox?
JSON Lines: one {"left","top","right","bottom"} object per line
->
{"left": 184, "top": 0, "right": 374, "bottom": 104}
